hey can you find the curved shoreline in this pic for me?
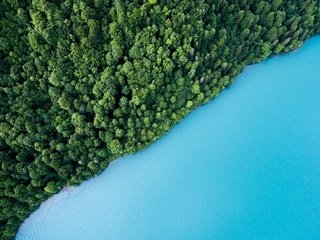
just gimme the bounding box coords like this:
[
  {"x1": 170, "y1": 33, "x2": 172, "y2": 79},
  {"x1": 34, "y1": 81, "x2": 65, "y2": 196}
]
[{"x1": 16, "y1": 35, "x2": 320, "y2": 240}]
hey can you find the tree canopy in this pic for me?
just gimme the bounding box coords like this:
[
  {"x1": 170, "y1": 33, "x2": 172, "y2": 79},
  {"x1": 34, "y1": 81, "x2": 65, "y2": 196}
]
[{"x1": 0, "y1": 0, "x2": 319, "y2": 239}]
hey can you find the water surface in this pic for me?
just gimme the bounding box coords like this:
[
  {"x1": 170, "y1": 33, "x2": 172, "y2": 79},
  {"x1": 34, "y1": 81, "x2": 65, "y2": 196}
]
[{"x1": 16, "y1": 36, "x2": 320, "y2": 240}]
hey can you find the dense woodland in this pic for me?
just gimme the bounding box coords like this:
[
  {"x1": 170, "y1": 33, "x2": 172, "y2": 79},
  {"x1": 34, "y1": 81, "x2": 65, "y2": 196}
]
[{"x1": 0, "y1": 0, "x2": 319, "y2": 239}]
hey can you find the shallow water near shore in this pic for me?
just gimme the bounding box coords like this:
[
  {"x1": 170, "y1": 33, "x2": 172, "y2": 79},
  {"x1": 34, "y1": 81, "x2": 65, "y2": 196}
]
[{"x1": 16, "y1": 36, "x2": 320, "y2": 240}]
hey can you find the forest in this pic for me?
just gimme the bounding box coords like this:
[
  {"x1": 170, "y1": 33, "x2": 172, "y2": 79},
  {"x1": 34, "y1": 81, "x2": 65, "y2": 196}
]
[{"x1": 0, "y1": 0, "x2": 319, "y2": 239}]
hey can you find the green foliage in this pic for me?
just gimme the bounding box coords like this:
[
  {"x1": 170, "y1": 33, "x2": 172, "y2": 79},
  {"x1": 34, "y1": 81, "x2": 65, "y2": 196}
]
[
  {"x1": 0, "y1": 0, "x2": 319, "y2": 239},
  {"x1": 148, "y1": 0, "x2": 157, "y2": 5}
]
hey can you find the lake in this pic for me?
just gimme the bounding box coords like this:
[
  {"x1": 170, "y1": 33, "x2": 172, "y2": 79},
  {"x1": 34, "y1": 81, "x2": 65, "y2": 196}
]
[{"x1": 16, "y1": 36, "x2": 320, "y2": 240}]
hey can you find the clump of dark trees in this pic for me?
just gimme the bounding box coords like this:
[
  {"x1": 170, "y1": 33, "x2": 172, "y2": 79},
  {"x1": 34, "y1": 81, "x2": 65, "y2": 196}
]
[{"x1": 0, "y1": 0, "x2": 319, "y2": 239}]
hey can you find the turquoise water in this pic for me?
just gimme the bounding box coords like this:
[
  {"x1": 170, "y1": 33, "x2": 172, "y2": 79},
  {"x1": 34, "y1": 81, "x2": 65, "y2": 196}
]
[{"x1": 16, "y1": 36, "x2": 320, "y2": 240}]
